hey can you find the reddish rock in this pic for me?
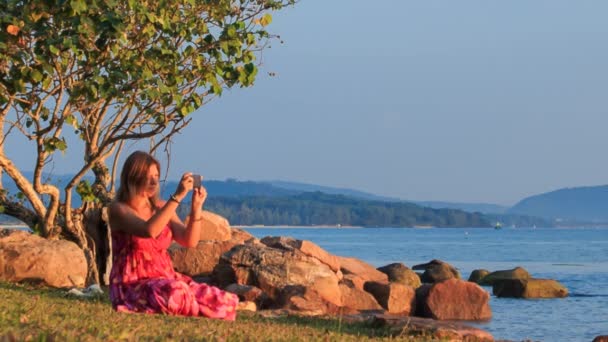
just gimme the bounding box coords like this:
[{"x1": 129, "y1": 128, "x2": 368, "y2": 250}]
[
  {"x1": 230, "y1": 227, "x2": 256, "y2": 244},
  {"x1": 337, "y1": 256, "x2": 388, "y2": 283},
  {"x1": 341, "y1": 273, "x2": 366, "y2": 290},
  {"x1": 184, "y1": 210, "x2": 231, "y2": 241},
  {"x1": 417, "y1": 279, "x2": 492, "y2": 320},
  {"x1": 339, "y1": 283, "x2": 382, "y2": 311},
  {"x1": 277, "y1": 285, "x2": 354, "y2": 316},
  {"x1": 593, "y1": 336, "x2": 608, "y2": 342},
  {"x1": 0, "y1": 229, "x2": 87, "y2": 288},
  {"x1": 370, "y1": 314, "x2": 494, "y2": 341},
  {"x1": 169, "y1": 240, "x2": 239, "y2": 276},
  {"x1": 364, "y1": 281, "x2": 416, "y2": 315},
  {"x1": 493, "y1": 278, "x2": 568, "y2": 298}
]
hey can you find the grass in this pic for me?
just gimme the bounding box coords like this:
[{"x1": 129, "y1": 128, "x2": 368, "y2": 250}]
[{"x1": 0, "y1": 282, "x2": 438, "y2": 341}]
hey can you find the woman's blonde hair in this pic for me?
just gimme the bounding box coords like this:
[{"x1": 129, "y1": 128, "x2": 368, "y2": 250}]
[{"x1": 116, "y1": 151, "x2": 161, "y2": 207}]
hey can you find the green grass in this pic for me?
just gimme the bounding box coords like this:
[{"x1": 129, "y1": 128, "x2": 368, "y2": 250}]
[{"x1": 0, "y1": 282, "x2": 437, "y2": 341}]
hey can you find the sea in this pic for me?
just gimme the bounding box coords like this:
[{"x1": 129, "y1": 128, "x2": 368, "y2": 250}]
[{"x1": 243, "y1": 227, "x2": 608, "y2": 342}]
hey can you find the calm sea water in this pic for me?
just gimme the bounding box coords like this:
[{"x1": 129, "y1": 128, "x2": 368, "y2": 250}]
[{"x1": 243, "y1": 227, "x2": 608, "y2": 342}]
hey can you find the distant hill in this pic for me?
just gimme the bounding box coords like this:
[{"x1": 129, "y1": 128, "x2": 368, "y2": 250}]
[
  {"x1": 198, "y1": 191, "x2": 491, "y2": 228},
  {"x1": 414, "y1": 201, "x2": 508, "y2": 214},
  {"x1": 265, "y1": 180, "x2": 401, "y2": 202},
  {"x1": 508, "y1": 185, "x2": 608, "y2": 222}
]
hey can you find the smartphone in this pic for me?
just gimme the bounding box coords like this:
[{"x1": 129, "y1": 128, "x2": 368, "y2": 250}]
[{"x1": 193, "y1": 174, "x2": 202, "y2": 189}]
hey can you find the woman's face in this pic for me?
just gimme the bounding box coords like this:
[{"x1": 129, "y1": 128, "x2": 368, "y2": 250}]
[{"x1": 142, "y1": 165, "x2": 160, "y2": 197}]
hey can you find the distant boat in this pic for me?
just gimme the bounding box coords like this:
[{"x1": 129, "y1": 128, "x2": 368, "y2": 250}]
[{"x1": 494, "y1": 222, "x2": 503, "y2": 230}]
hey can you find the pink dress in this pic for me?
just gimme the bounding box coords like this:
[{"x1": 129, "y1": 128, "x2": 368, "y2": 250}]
[{"x1": 109, "y1": 225, "x2": 238, "y2": 320}]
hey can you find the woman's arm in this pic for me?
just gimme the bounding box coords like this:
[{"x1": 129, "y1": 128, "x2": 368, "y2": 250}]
[{"x1": 170, "y1": 186, "x2": 207, "y2": 248}]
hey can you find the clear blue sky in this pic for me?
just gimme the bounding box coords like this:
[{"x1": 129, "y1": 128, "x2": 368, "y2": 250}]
[{"x1": 11, "y1": 1, "x2": 608, "y2": 205}]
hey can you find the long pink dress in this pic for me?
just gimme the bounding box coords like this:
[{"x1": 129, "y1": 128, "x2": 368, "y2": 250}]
[{"x1": 109, "y1": 225, "x2": 238, "y2": 320}]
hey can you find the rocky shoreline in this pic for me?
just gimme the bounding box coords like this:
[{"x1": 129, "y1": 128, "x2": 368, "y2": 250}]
[{"x1": 0, "y1": 211, "x2": 578, "y2": 341}]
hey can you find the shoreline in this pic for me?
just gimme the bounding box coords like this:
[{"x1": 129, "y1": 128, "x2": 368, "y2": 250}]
[{"x1": 234, "y1": 225, "x2": 363, "y2": 229}]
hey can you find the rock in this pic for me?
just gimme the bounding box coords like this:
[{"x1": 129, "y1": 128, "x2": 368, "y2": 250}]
[
  {"x1": 230, "y1": 227, "x2": 256, "y2": 244},
  {"x1": 339, "y1": 282, "x2": 383, "y2": 311},
  {"x1": 493, "y1": 278, "x2": 568, "y2": 298},
  {"x1": 412, "y1": 259, "x2": 460, "y2": 283},
  {"x1": 215, "y1": 244, "x2": 342, "y2": 309},
  {"x1": 236, "y1": 301, "x2": 257, "y2": 312},
  {"x1": 377, "y1": 263, "x2": 421, "y2": 288},
  {"x1": 185, "y1": 210, "x2": 231, "y2": 241},
  {"x1": 224, "y1": 283, "x2": 269, "y2": 308},
  {"x1": 0, "y1": 229, "x2": 87, "y2": 288},
  {"x1": 364, "y1": 281, "x2": 416, "y2": 315},
  {"x1": 169, "y1": 240, "x2": 239, "y2": 277},
  {"x1": 593, "y1": 336, "x2": 608, "y2": 342},
  {"x1": 370, "y1": 314, "x2": 494, "y2": 341},
  {"x1": 468, "y1": 269, "x2": 490, "y2": 284},
  {"x1": 416, "y1": 278, "x2": 492, "y2": 320},
  {"x1": 337, "y1": 256, "x2": 388, "y2": 283},
  {"x1": 260, "y1": 236, "x2": 341, "y2": 272},
  {"x1": 277, "y1": 285, "x2": 353, "y2": 316},
  {"x1": 479, "y1": 266, "x2": 530, "y2": 286},
  {"x1": 341, "y1": 273, "x2": 366, "y2": 291}
]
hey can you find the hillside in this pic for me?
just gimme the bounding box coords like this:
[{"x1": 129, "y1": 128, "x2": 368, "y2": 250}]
[
  {"x1": 415, "y1": 201, "x2": 508, "y2": 214},
  {"x1": 508, "y1": 185, "x2": 608, "y2": 222},
  {"x1": 196, "y1": 191, "x2": 491, "y2": 228}
]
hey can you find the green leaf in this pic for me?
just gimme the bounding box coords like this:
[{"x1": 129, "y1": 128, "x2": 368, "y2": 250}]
[
  {"x1": 49, "y1": 45, "x2": 60, "y2": 55},
  {"x1": 260, "y1": 13, "x2": 273, "y2": 27},
  {"x1": 71, "y1": 0, "x2": 88, "y2": 14},
  {"x1": 31, "y1": 70, "x2": 43, "y2": 83},
  {"x1": 76, "y1": 180, "x2": 98, "y2": 203}
]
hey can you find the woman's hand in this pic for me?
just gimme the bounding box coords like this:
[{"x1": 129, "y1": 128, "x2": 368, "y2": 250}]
[
  {"x1": 174, "y1": 172, "x2": 193, "y2": 202},
  {"x1": 191, "y1": 184, "x2": 207, "y2": 211}
]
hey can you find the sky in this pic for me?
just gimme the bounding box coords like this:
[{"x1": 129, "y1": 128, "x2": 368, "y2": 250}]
[{"x1": 7, "y1": 1, "x2": 608, "y2": 205}]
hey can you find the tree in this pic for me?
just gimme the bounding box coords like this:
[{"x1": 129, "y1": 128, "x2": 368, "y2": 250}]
[{"x1": 0, "y1": 0, "x2": 295, "y2": 285}]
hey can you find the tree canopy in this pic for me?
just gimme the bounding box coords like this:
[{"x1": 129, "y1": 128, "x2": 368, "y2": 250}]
[{"x1": 0, "y1": 0, "x2": 295, "y2": 283}]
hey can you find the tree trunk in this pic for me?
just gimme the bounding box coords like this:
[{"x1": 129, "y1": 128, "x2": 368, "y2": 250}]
[{"x1": 71, "y1": 205, "x2": 112, "y2": 286}]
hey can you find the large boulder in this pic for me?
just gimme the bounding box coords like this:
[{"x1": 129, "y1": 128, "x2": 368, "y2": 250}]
[
  {"x1": 169, "y1": 240, "x2": 240, "y2": 277},
  {"x1": 214, "y1": 243, "x2": 342, "y2": 309},
  {"x1": 0, "y1": 229, "x2": 87, "y2": 288},
  {"x1": 416, "y1": 279, "x2": 492, "y2": 320},
  {"x1": 363, "y1": 281, "x2": 416, "y2": 315},
  {"x1": 337, "y1": 256, "x2": 388, "y2": 283},
  {"x1": 261, "y1": 236, "x2": 341, "y2": 272},
  {"x1": 412, "y1": 259, "x2": 460, "y2": 283},
  {"x1": 185, "y1": 210, "x2": 231, "y2": 241},
  {"x1": 493, "y1": 278, "x2": 568, "y2": 298},
  {"x1": 479, "y1": 266, "x2": 530, "y2": 286},
  {"x1": 339, "y1": 282, "x2": 383, "y2": 311},
  {"x1": 468, "y1": 269, "x2": 490, "y2": 284},
  {"x1": 377, "y1": 263, "x2": 421, "y2": 288}
]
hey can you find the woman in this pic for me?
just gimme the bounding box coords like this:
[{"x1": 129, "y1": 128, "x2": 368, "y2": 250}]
[{"x1": 108, "y1": 151, "x2": 238, "y2": 320}]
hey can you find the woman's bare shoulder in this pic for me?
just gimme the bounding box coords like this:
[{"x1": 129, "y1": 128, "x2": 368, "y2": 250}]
[{"x1": 108, "y1": 201, "x2": 132, "y2": 218}]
